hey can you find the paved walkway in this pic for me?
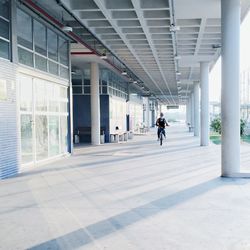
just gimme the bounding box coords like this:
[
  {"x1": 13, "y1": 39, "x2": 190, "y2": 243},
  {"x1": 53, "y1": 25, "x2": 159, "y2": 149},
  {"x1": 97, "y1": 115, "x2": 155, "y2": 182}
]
[{"x1": 1, "y1": 124, "x2": 250, "y2": 250}]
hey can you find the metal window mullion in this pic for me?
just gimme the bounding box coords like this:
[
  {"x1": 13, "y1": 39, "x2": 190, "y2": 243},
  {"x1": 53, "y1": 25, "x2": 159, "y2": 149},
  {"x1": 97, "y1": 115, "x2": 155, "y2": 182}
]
[
  {"x1": 46, "y1": 25, "x2": 49, "y2": 73},
  {"x1": 0, "y1": 36, "x2": 10, "y2": 42},
  {"x1": 32, "y1": 17, "x2": 35, "y2": 68},
  {"x1": 0, "y1": 15, "x2": 9, "y2": 22}
]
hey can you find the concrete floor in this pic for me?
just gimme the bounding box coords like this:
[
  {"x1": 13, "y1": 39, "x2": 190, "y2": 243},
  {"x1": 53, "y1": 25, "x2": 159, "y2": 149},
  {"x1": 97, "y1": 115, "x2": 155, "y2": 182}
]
[{"x1": 1, "y1": 124, "x2": 250, "y2": 250}]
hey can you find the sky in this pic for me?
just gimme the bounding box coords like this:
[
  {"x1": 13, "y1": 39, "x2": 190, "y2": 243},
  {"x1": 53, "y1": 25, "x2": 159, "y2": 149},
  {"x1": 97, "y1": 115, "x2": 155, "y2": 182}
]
[{"x1": 209, "y1": 11, "x2": 250, "y2": 102}]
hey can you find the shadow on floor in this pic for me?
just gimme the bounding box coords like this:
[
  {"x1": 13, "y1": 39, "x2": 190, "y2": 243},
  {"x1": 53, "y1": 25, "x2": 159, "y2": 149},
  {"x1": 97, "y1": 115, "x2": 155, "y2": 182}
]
[
  {"x1": 19, "y1": 143, "x2": 200, "y2": 179},
  {"x1": 28, "y1": 177, "x2": 228, "y2": 250}
]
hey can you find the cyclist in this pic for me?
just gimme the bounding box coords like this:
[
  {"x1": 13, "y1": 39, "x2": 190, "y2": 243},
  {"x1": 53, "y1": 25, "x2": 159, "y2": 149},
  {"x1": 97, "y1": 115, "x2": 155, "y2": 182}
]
[{"x1": 156, "y1": 112, "x2": 169, "y2": 141}]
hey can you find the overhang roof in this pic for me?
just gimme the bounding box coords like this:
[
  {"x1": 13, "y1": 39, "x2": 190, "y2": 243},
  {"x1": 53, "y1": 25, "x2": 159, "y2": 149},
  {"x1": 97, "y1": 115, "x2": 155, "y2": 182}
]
[{"x1": 30, "y1": 0, "x2": 250, "y2": 104}]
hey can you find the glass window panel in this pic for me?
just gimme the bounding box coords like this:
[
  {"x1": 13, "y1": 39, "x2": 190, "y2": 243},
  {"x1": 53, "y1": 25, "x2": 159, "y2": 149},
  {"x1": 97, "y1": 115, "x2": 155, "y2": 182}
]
[
  {"x1": 60, "y1": 116, "x2": 68, "y2": 154},
  {"x1": 0, "y1": 18, "x2": 9, "y2": 40},
  {"x1": 72, "y1": 78, "x2": 82, "y2": 86},
  {"x1": 60, "y1": 86, "x2": 67, "y2": 98},
  {"x1": 17, "y1": 9, "x2": 33, "y2": 49},
  {"x1": 84, "y1": 86, "x2": 90, "y2": 94},
  {"x1": 58, "y1": 37, "x2": 68, "y2": 66},
  {"x1": 34, "y1": 20, "x2": 47, "y2": 56},
  {"x1": 49, "y1": 116, "x2": 59, "y2": 156},
  {"x1": 73, "y1": 86, "x2": 82, "y2": 94},
  {"x1": 0, "y1": 39, "x2": 9, "y2": 59},
  {"x1": 60, "y1": 102, "x2": 68, "y2": 113},
  {"x1": 84, "y1": 79, "x2": 90, "y2": 86},
  {"x1": 48, "y1": 61, "x2": 58, "y2": 75},
  {"x1": 102, "y1": 86, "x2": 107, "y2": 94},
  {"x1": 35, "y1": 79, "x2": 47, "y2": 111},
  {"x1": 0, "y1": 0, "x2": 10, "y2": 19},
  {"x1": 19, "y1": 75, "x2": 32, "y2": 111},
  {"x1": 47, "y1": 83, "x2": 59, "y2": 112},
  {"x1": 48, "y1": 29, "x2": 58, "y2": 61},
  {"x1": 18, "y1": 47, "x2": 33, "y2": 67},
  {"x1": 20, "y1": 114, "x2": 33, "y2": 164},
  {"x1": 35, "y1": 54, "x2": 47, "y2": 72},
  {"x1": 60, "y1": 66, "x2": 68, "y2": 79},
  {"x1": 35, "y1": 115, "x2": 48, "y2": 161}
]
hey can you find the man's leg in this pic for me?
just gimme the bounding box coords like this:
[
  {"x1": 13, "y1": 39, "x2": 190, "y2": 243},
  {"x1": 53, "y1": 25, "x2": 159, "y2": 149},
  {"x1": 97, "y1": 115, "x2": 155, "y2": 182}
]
[
  {"x1": 163, "y1": 129, "x2": 166, "y2": 138},
  {"x1": 157, "y1": 128, "x2": 160, "y2": 140}
]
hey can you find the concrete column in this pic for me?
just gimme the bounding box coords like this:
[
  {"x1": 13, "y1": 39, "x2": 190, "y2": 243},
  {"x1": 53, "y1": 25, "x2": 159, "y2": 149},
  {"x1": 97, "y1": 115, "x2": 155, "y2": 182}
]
[
  {"x1": 186, "y1": 103, "x2": 188, "y2": 124},
  {"x1": 91, "y1": 62, "x2": 100, "y2": 145},
  {"x1": 221, "y1": 0, "x2": 241, "y2": 176},
  {"x1": 191, "y1": 93, "x2": 194, "y2": 128},
  {"x1": 193, "y1": 82, "x2": 200, "y2": 136},
  {"x1": 200, "y1": 62, "x2": 210, "y2": 146},
  {"x1": 146, "y1": 98, "x2": 150, "y2": 128},
  {"x1": 186, "y1": 98, "x2": 191, "y2": 126}
]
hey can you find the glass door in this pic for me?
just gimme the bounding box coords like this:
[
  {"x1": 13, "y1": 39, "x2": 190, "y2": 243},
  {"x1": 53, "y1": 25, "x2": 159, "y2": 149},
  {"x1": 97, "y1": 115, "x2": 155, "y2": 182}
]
[
  {"x1": 19, "y1": 74, "x2": 69, "y2": 168},
  {"x1": 19, "y1": 75, "x2": 34, "y2": 165}
]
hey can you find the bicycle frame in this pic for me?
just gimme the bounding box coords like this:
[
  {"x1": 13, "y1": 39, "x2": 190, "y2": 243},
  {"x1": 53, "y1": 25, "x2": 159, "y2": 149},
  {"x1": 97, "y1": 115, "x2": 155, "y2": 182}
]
[{"x1": 159, "y1": 127, "x2": 165, "y2": 146}]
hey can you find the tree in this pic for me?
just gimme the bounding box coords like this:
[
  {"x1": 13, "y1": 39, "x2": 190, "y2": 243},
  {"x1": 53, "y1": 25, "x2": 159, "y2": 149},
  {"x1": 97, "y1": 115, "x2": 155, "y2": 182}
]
[
  {"x1": 240, "y1": 119, "x2": 246, "y2": 136},
  {"x1": 210, "y1": 117, "x2": 221, "y2": 134},
  {"x1": 210, "y1": 117, "x2": 246, "y2": 136}
]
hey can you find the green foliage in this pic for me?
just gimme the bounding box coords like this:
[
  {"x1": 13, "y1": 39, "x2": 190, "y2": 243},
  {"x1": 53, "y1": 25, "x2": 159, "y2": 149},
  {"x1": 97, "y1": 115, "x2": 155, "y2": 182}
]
[
  {"x1": 210, "y1": 117, "x2": 247, "y2": 136},
  {"x1": 240, "y1": 119, "x2": 246, "y2": 136},
  {"x1": 210, "y1": 117, "x2": 222, "y2": 134}
]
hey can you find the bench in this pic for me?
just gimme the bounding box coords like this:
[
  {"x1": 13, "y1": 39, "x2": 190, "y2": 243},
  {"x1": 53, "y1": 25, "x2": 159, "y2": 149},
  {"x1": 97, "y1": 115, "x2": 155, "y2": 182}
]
[
  {"x1": 110, "y1": 131, "x2": 130, "y2": 143},
  {"x1": 74, "y1": 126, "x2": 106, "y2": 143}
]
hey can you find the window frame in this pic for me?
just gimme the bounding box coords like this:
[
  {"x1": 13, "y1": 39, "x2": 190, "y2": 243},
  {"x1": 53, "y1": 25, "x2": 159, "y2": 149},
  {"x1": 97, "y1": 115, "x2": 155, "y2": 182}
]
[
  {"x1": 0, "y1": 0, "x2": 11, "y2": 60},
  {"x1": 16, "y1": 6, "x2": 70, "y2": 79}
]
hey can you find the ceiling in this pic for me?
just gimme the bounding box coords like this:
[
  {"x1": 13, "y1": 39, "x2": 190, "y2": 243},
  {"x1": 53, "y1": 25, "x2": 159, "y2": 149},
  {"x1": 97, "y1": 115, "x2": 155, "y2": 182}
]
[{"x1": 32, "y1": 0, "x2": 250, "y2": 104}]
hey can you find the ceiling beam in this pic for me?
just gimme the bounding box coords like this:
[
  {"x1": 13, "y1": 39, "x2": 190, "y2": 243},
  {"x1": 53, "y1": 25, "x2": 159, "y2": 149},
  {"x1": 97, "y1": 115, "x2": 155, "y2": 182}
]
[
  {"x1": 90, "y1": 0, "x2": 171, "y2": 104},
  {"x1": 130, "y1": 0, "x2": 176, "y2": 105}
]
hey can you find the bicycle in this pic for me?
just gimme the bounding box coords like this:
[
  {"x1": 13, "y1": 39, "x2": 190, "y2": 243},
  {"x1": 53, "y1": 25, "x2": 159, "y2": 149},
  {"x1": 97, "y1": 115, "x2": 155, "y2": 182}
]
[{"x1": 159, "y1": 127, "x2": 165, "y2": 146}]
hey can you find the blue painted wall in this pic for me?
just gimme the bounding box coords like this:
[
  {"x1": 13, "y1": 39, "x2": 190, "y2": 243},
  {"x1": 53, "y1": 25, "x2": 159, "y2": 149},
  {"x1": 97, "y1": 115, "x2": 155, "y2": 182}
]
[{"x1": 73, "y1": 95, "x2": 110, "y2": 143}]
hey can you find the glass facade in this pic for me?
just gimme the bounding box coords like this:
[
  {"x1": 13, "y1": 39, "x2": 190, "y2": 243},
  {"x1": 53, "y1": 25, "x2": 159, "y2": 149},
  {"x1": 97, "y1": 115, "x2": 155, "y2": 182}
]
[
  {"x1": 0, "y1": 0, "x2": 10, "y2": 60},
  {"x1": 19, "y1": 74, "x2": 69, "y2": 165},
  {"x1": 17, "y1": 8, "x2": 69, "y2": 79},
  {"x1": 72, "y1": 68, "x2": 128, "y2": 99}
]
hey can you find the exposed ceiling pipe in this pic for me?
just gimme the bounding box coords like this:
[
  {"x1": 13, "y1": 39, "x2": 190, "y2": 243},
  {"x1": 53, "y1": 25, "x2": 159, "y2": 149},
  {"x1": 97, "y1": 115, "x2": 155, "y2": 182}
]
[
  {"x1": 55, "y1": 0, "x2": 150, "y2": 96},
  {"x1": 20, "y1": 0, "x2": 149, "y2": 96},
  {"x1": 169, "y1": 0, "x2": 182, "y2": 103}
]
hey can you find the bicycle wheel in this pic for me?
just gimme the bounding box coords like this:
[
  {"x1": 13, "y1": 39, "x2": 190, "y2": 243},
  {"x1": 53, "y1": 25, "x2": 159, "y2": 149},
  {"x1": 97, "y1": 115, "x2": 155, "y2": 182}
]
[{"x1": 160, "y1": 132, "x2": 163, "y2": 146}]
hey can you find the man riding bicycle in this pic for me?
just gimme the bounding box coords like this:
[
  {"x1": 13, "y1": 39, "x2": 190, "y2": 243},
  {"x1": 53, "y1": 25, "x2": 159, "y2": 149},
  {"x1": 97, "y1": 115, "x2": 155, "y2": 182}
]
[{"x1": 156, "y1": 112, "x2": 169, "y2": 140}]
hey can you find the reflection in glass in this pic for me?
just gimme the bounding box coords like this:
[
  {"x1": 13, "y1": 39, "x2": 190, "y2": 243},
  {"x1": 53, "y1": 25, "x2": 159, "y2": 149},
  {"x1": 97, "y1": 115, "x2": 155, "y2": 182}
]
[
  {"x1": 0, "y1": 18, "x2": 9, "y2": 40},
  {"x1": 48, "y1": 83, "x2": 59, "y2": 112},
  {"x1": 35, "y1": 115, "x2": 48, "y2": 161},
  {"x1": 0, "y1": 0, "x2": 10, "y2": 19},
  {"x1": 60, "y1": 116, "x2": 68, "y2": 154},
  {"x1": 34, "y1": 20, "x2": 47, "y2": 56},
  {"x1": 59, "y1": 37, "x2": 68, "y2": 66},
  {"x1": 35, "y1": 54, "x2": 47, "y2": 72},
  {"x1": 60, "y1": 66, "x2": 69, "y2": 79},
  {"x1": 49, "y1": 116, "x2": 59, "y2": 156},
  {"x1": 60, "y1": 101, "x2": 68, "y2": 113},
  {"x1": 0, "y1": 39, "x2": 9, "y2": 59},
  {"x1": 48, "y1": 61, "x2": 58, "y2": 75},
  {"x1": 35, "y1": 80, "x2": 47, "y2": 111},
  {"x1": 17, "y1": 9, "x2": 33, "y2": 49},
  {"x1": 48, "y1": 29, "x2": 58, "y2": 61},
  {"x1": 60, "y1": 86, "x2": 67, "y2": 98},
  {"x1": 20, "y1": 114, "x2": 33, "y2": 164},
  {"x1": 20, "y1": 76, "x2": 32, "y2": 111},
  {"x1": 18, "y1": 47, "x2": 33, "y2": 67}
]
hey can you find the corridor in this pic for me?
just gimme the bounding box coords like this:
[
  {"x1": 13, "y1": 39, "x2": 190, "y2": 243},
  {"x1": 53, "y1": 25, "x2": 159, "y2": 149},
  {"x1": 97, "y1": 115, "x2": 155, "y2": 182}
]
[{"x1": 1, "y1": 124, "x2": 250, "y2": 250}]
